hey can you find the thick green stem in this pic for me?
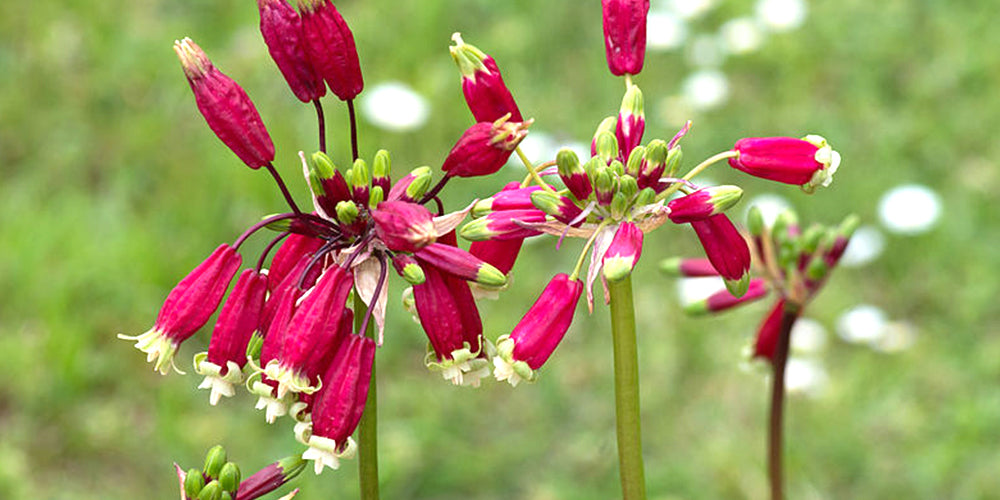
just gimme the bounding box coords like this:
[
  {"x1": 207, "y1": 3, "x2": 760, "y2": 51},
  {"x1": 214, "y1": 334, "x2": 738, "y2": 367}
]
[
  {"x1": 354, "y1": 294, "x2": 380, "y2": 500},
  {"x1": 768, "y1": 308, "x2": 799, "y2": 500},
  {"x1": 607, "y1": 276, "x2": 647, "y2": 500}
]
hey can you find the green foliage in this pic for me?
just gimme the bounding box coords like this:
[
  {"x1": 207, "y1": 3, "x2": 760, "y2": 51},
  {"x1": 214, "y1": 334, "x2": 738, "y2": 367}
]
[{"x1": 2, "y1": 0, "x2": 999, "y2": 498}]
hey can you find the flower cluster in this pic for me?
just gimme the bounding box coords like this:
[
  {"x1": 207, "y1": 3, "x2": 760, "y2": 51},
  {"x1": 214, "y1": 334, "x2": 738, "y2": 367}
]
[{"x1": 177, "y1": 445, "x2": 306, "y2": 500}]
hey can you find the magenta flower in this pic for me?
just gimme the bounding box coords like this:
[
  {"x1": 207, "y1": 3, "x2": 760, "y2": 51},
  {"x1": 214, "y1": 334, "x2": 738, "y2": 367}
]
[
  {"x1": 194, "y1": 268, "x2": 268, "y2": 405},
  {"x1": 236, "y1": 455, "x2": 307, "y2": 500},
  {"x1": 689, "y1": 214, "x2": 751, "y2": 295},
  {"x1": 684, "y1": 278, "x2": 768, "y2": 315},
  {"x1": 256, "y1": 0, "x2": 325, "y2": 103},
  {"x1": 414, "y1": 243, "x2": 506, "y2": 287},
  {"x1": 659, "y1": 257, "x2": 722, "y2": 277},
  {"x1": 371, "y1": 201, "x2": 437, "y2": 253},
  {"x1": 119, "y1": 244, "x2": 242, "y2": 374},
  {"x1": 667, "y1": 185, "x2": 744, "y2": 224},
  {"x1": 494, "y1": 274, "x2": 584, "y2": 386},
  {"x1": 297, "y1": 0, "x2": 363, "y2": 101},
  {"x1": 266, "y1": 233, "x2": 324, "y2": 292},
  {"x1": 602, "y1": 221, "x2": 644, "y2": 282},
  {"x1": 174, "y1": 38, "x2": 275, "y2": 169},
  {"x1": 301, "y1": 333, "x2": 376, "y2": 473},
  {"x1": 752, "y1": 299, "x2": 789, "y2": 362},
  {"x1": 601, "y1": 0, "x2": 650, "y2": 76},
  {"x1": 556, "y1": 149, "x2": 593, "y2": 201},
  {"x1": 459, "y1": 209, "x2": 547, "y2": 241},
  {"x1": 441, "y1": 116, "x2": 531, "y2": 178},
  {"x1": 729, "y1": 135, "x2": 841, "y2": 193},
  {"x1": 449, "y1": 33, "x2": 523, "y2": 123},
  {"x1": 615, "y1": 84, "x2": 645, "y2": 157}
]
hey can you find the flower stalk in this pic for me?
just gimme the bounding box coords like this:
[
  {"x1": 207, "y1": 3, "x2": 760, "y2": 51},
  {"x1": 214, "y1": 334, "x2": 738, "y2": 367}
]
[
  {"x1": 354, "y1": 294, "x2": 380, "y2": 500},
  {"x1": 768, "y1": 306, "x2": 800, "y2": 500},
  {"x1": 608, "y1": 275, "x2": 646, "y2": 500}
]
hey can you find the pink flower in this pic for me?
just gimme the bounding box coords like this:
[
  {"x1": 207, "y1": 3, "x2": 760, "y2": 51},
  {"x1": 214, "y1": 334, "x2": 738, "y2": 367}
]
[
  {"x1": 667, "y1": 185, "x2": 743, "y2": 224},
  {"x1": 494, "y1": 274, "x2": 584, "y2": 386},
  {"x1": 449, "y1": 33, "x2": 523, "y2": 123},
  {"x1": 302, "y1": 333, "x2": 375, "y2": 473},
  {"x1": 690, "y1": 214, "x2": 751, "y2": 296},
  {"x1": 441, "y1": 116, "x2": 531, "y2": 178},
  {"x1": 174, "y1": 38, "x2": 274, "y2": 169},
  {"x1": 298, "y1": 0, "x2": 364, "y2": 101},
  {"x1": 659, "y1": 257, "x2": 720, "y2": 277},
  {"x1": 119, "y1": 244, "x2": 242, "y2": 374},
  {"x1": 729, "y1": 135, "x2": 840, "y2": 193},
  {"x1": 195, "y1": 268, "x2": 269, "y2": 405},
  {"x1": 414, "y1": 243, "x2": 506, "y2": 287},
  {"x1": 235, "y1": 455, "x2": 307, "y2": 500},
  {"x1": 602, "y1": 222, "x2": 644, "y2": 282},
  {"x1": 371, "y1": 201, "x2": 437, "y2": 253},
  {"x1": 472, "y1": 185, "x2": 542, "y2": 216},
  {"x1": 257, "y1": 0, "x2": 325, "y2": 102},
  {"x1": 684, "y1": 278, "x2": 768, "y2": 315},
  {"x1": 459, "y1": 209, "x2": 547, "y2": 241},
  {"x1": 615, "y1": 84, "x2": 645, "y2": 156},
  {"x1": 602, "y1": 0, "x2": 650, "y2": 76}
]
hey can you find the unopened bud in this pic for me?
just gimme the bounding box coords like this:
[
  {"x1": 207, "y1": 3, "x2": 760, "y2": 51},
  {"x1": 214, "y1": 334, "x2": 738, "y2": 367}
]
[
  {"x1": 203, "y1": 446, "x2": 227, "y2": 479},
  {"x1": 619, "y1": 175, "x2": 638, "y2": 200},
  {"x1": 595, "y1": 131, "x2": 619, "y2": 164},
  {"x1": 625, "y1": 145, "x2": 645, "y2": 177},
  {"x1": 664, "y1": 147, "x2": 682, "y2": 178},
  {"x1": 594, "y1": 168, "x2": 615, "y2": 206},
  {"x1": 336, "y1": 200, "x2": 359, "y2": 225},
  {"x1": 219, "y1": 463, "x2": 241, "y2": 494},
  {"x1": 747, "y1": 205, "x2": 765, "y2": 237},
  {"x1": 369, "y1": 186, "x2": 384, "y2": 209},
  {"x1": 198, "y1": 480, "x2": 222, "y2": 500},
  {"x1": 372, "y1": 149, "x2": 391, "y2": 193},
  {"x1": 391, "y1": 254, "x2": 426, "y2": 285},
  {"x1": 610, "y1": 191, "x2": 628, "y2": 219},
  {"x1": 616, "y1": 84, "x2": 645, "y2": 155},
  {"x1": 591, "y1": 116, "x2": 617, "y2": 157},
  {"x1": 557, "y1": 148, "x2": 592, "y2": 200},
  {"x1": 185, "y1": 468, "x2": 205, "y2": 499},
  {"x1": 609, "y1": 159, "x2": 625, "y2": 177},
  {"x1": 633, "y1": 187, "x2": 656, "y2": 207},
  {"x1": 351, "y1": 158, "x2": 370, "y2": 204}
]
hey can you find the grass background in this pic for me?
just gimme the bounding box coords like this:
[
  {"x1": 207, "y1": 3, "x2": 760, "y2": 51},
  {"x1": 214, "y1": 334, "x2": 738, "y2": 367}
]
[{"x1": 2, "y1": 0, "x2": 999, "y2": 498}]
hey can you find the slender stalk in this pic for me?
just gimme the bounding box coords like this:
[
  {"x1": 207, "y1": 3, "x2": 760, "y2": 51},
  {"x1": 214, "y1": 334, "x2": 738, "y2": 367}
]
[
  {"x1": 265, "y1": 163, "x2": 302, "y2": 215},
  {"x1": 313, "y1": 98, "x2": 327, "y2": 153},
  {"x1": 515, "y1": 146, "x2": 556, "y2": 193},
  {"x1": 607, "y1": 276, "x2": 647, "y2": 500},
  {"x1": 347, "y1": 99, "x2": 360, "y2": 161},
  {"x1": 655, "y1": 150, "x2": 739, "y2": 202},
  {"x1": 355, "y1": 293, "x2": 380, "y2": 500},
  {"x1": 768, "y1": 308, "x2": 799, "y2": 500}
]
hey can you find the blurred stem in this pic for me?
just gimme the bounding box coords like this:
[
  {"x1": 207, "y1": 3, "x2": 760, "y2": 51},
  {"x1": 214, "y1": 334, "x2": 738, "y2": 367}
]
[
  {"x1": 768, "y1": 307, "x2": 799, "y2": 500},
  {"x1": 355, "y1": 294, "x2": 380, "y2": 500},
  {"x1": 607, "y1": 276, "x2": 647, "y2": 500}
]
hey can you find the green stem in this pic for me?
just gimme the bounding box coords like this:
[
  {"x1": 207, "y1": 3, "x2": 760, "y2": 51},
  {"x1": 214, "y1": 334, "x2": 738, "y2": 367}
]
[
  {"x1": 607, "y1": 276, "x2": 647, "y2": 500},
  {"x1": 355, "y1": 294, "x2": 380, "y2": 500},
  {"x1": 515, "y1": 146, "x2": 556, "y2": 193},
  {"x1": 655, "y1": 150, "x2": 739, "y2": 202}
]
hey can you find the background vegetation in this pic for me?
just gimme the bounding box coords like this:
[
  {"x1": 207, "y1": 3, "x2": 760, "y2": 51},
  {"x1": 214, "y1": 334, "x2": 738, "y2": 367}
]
[{"x1": 1, "y1": 0, "x2": 998, "y2": 498}]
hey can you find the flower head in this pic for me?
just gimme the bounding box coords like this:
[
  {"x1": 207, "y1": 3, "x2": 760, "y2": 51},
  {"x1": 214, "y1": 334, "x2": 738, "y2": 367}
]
[
  {"x1": 729, "y1": 135, "x2": 841, "y2": 193},
  {"x1": 441, "y1": 116, "x2": 531, "y2": 178},
  {"x1": 601, "y1": 0, "x2": 650, "y2": 76},
  {"x1": 449, "y1": 33, "x2": 523, "y2": 123},
  {"x1": 257, "y1": 0, "x2": 326, "y2": 102}
]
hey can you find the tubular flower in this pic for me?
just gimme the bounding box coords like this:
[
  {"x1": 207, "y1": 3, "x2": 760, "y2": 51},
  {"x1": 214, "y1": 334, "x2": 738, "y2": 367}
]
[
  {"x1": 601, "y1": 0, "x2": 650, "y2": 76},
  {"x1": 119, "y1": 244, "x2": 242, "y2": 374},
  {"x1": 460, "y1": 209, "x2": 547, "y2": 241},
  {"x1": 602, "y1": 221, "x2": 644, "y2": 282},
  {"x1": 441, "y1": 115, "x2": 531, "y2": 178},
  {"x1": 449, "y1": 33, "x2": 523, "y2": 122},
  {"x1": 666, "y1": 185, "x2": 744, "y2": 224},
  {"x1": 690, "y1": 214, "x2": 752, "y2": 296},
  {"x1": 615, "y1": 84, "x2": 645, "y2": 157},
  {"x1": 494, "y1": 274, "x2": 584, "y2": 386},
  {"x1": 371, "y1": 201, "x2": 437, "y2": 253},
  {"x1": 194, "y1": 268, "x2": 269, "y2": 405},
  {"x1": 729, "y1": 135, "x2": 841, "y2": 193},
  {"x1": 684, "y1": 278, "x2": 768, "y2": 315},
  {"x1": 174, "y1": 38, "x2": 275, "y2": 169},
  {"x1": 301, "y1": 333, "x2": 376, "y2": 473},
  {"x1": 257, "y1": 0, "x2": 326, "y2": 102},
  {"x1": 236, "y1": 455, "x2": 307, "y2": 500},
  {"x1": 297, "y1": 0, "x2": 363, "y2": 100}
]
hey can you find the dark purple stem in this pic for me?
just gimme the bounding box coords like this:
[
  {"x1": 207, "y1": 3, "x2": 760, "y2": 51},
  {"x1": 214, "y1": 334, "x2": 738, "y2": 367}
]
[
  {"x1": 356, "y1": 253, "x2": 389, "y2": 339},
  {"x1": 313, "y1": 98, "x2": 327, "y2": 154},
  {"x1": 265, "y1": 163, "x2": 302, "y2": 215},
  {"x1": 233, "y1": 213, "x2": 298, "y2": 250},
  {"x1": 419, "y1": 176, "x2": 451, "y2": 206},
  {"x1": 347, "y1": 99, "x2": 359, "y2": 162},
  {"x1": 297, "y1": 237, "x2": 343, "y2": 290},
  {"x1": 256, "y1": 232, "x2": 290, "y2": 272},
  {"x1": 768, "y1": 309, "x2": 799, "y2": 500}
]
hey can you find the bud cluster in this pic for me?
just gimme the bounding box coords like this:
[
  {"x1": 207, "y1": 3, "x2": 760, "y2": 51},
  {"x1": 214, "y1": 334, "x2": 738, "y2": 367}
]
[{"x1": 178, "y1": 445, "x2": 306, "y2": 500}]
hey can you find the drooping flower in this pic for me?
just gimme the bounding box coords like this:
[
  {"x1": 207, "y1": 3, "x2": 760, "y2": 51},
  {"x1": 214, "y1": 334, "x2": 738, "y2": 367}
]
[
  {"x1": 689, "y1": 214, "x2": 751, "y2": 296},
  {"x1": 257, "y1": 0, "x2": 326, "y2": 102},
  {"x1": 602, "y1": 222, "x2": 644, "y2": 282},
  {"x1": 174, "y1": 38, "x2": 275, "y2": 169},
  {"x1": 494, "y1": 274, "x2": 584, "y2": 386},
  {"x1": 297, "y1": 0, "x2": 364, "y2": 101},
  {"x1": 667, "y1": 185, "x2": 744, "y2": 224},
  {"x1": 449, "y1": 33, "x2": 523, "y2": 123},
  {"x1": 683, "y1": 278, "x2": 768, "y2": 315},
  {"x1": 601, "y1": 0, "x2": 650, "y2": 76},
  {"x1": 119, "y1": 244, "x2": 242, "y2": 374},
  {"x1": 729, "y1": 135, "x2": 841, "y2": 193},
  {"x1": 371, "y1": 201, "x2": 437, "y2": 253},
  {"x1": 441, "y1": 116, "x2": 531, "y2": 178}
]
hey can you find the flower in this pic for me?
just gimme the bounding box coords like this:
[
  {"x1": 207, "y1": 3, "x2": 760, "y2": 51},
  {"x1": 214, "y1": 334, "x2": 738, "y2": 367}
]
[
  {"x1": 601, "y1": 0, "x2": 650, "y2": 76},
  {"x1": 441, "y1": 115, "x2": 531, "y2": 178},
  {"x1": 257, "y1": 0, "x2": 326, "y2": 102},
  {"x1": 494, "y1": 274, "x2": 584, "y2": 386},
  {"x1": 602, "y1": 221, "x2": 644, "y2": 282},
  {"x1": 174, "y1": 38, "x2": 275, "y2": 169},
  {"x1": 729, "y1": 135, "x2": 841, "y2": 193},
  {"x1": 297, "y1": 0, "x2": 364, "y2": 100},
  {"x1": 689, "y1": 214, "x2": 751, "y2": 296},
  {"x1": 119, "y1": 244, "x2": 242, "y2": 374},
  {"x1": 666, "y1": 185, "x2": 743, "y2": 224},
  {"x1": 371, "y1": 201, "x2": 437, "y2": 253},
  {"x1": 449, "y1": 33, "x2": 523, "y2": 123}
]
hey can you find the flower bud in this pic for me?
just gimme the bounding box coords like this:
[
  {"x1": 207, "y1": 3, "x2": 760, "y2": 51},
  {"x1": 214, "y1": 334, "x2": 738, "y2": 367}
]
[
  {"x1": 633, "y1": 186, "x2": 656, "y2": 207},
  {"x1": 595, "y1": 131, "x2": 619, "y2": 164},
  {"x1": 459, "y1": 209, "x2": 546, "y2": 241},
  {"x1": 371, "y1": 149, "x2": 391, "y2": 193},
  {"x1": 556, "y1": 148, "x2": 593, "y2": 200},
  {"x1": 494, "y1": 274, "x2": 584, "y2": 386},
  {"x1": 199, "y1": 480, "x2": 223, "y2": 500},
  {"x1": 472, "y1": 185, "x2": 542, "y2": 217},
  {"x1": 602, "y1": 0, "x2": 650, "y2": 76},
  {"x1": 690, "y1": 215, "x2": 751, "y2": 296},
  {"x1": 659, "y1": 257, "x2": 720, "y2": 277},
  {"x1": 298, "y1": 0, "x2": 363, "y2": 100},
  {"x1": 203, "y1": 445, "x2": 227, "y2": 479},
  {"x1": 236, "y1": 455, "x2": 307, "y2": 500},
  {"x1": 302, "y1": 334, "x2": 375, "y2": 473},
  {"x1": 667, "y1": 185, "x2": 743, "y2": 223},
  {"x1": 610, "y1": 191, "x2": 629, "y2": 219},
  {"x1": 257, "y1": 0, "x2": 325, "y2": 102},
  {"x1": 603, "y1": 222, "x2": 644, "y2": 282},
  {"x1": 219, "y1": 462, "x2": 241, "y2": 495},
  {"x1": 414, "y1": 243, "x2": 507, "y2": 288},
  {"x1": 638, "y1": 139, "x2": 667, "y2": 189},
  {"x1": 591, "y1": 116, "x2": 617, "y2": 157},
  {"x1": 684, "y1": 278, "x2": 768, "y2": 315},
  {"x1": 304, "y1": 152, "x2": 351, "y2": 218},
  {"x1": 390, "y1": 254, "x2": 426, "y2": 285},
  {"x1": 387, "y1": 166, "x2": 432, "y2": 202},
  {"x1": 372, "y1": 201, "x2": 437, "y2": 253},
  {"x1": 449, "y1": 33, "x2": 523, "y2": 122},
  {"x1": 753, "y1": 300, "x2": 795, "y2": 362},
  {"x1": 664, "y1": 146, "x2": 683, "y2": 179},
  {"x1": 350, "y1": 158, "x2": 370, "y2": 205},
  {"x1": 174, "y1": 38, "x2": 274, "y2": 169},
  {"x1": 530, "y1": 190, "x2": 584, "y2": 225},
  {"x1": 195, "y1": 269, "x2": 268, "y2": 405},
  {"x1": 624, "y1": 145, "x2": 645, "y2": 178},
  {"x1": 184, "y1": 468, "x2": 205, "y2": 499},
  {"x1": 119, "y1": 244, "x2": 242, "y2": 374},
  {"x1": 729, "y1": 135, "x2": 841, "y2": 193},
  {"x1": 594, "y1": 168, "x2": 615, "y2": 206},
  {"x1": 616, "y1": 84, "x2": 645, "y2": 155},
  {"x1": 746, "y1": 205, "x2": 765, "y2": 237},
  {"x1": 335, "y1": 200, "x2": 359, "y2": 226},
  {"x1": 442, "y1": 116, "x2": 531, "y2": 178}
]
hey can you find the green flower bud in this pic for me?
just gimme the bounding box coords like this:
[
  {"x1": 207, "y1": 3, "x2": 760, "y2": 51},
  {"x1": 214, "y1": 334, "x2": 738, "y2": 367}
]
[
  {"x1": 633, "y1": 187, "x2": 656, "y2": 207},
  {"x1": 584, "y1": 156, "x2": 606, "y2": 184},
  {"x1": 610, "y1": 191, "x2": 628, "y2": 219},
  {"x1": 369, "y1": 185, "x2": 384, "y2": 209},
  {"x1": 746, "y1": 205, "x2": 765, "y2": 237},
  {"x1": 336, "y1": 201, "x2": 359, "y2": 225},
  {"x1": 198, "y1": 480, "x2": 222, "y2": 500},
  {"x1": 801, "y1": 224, "x2": 825, "y2": 254},
  {"x1": 806, "y1": 257, "x2": 829, "y2": 281},
  {"x1": 609, "y1": 159, "x2": 625, "y2": 177},
  {"x1": 184, "y1": 469, "x2": 205, "y2": 499},
  {"x1": 218, "y1": 462, "x2": 241, "y2": 494},
  {"x1": 373, "y1": 149, "x2": 391, "y2": 182},
  {"x1": 664, "y1": 146, "x2": 682, "y2": 178},
  {"x1": 625, "y1": 145, "x2": 646, "y2": 177},
  {"x1": 245, "y1": 331, "x2": 263, "y2": 360},
  {"x1": 595, "y1": 131, "x2": 619, "y2": 164},
  {"x1": 619, "y1": 175, "x2": 638, "y2": 200},
  {"x1": 645, "y1": 139, "x2": 668, "y2": 165},
  {"x1": 203, "y1": 446, "x2": 227, "y2": 479},
  {"x1": 405, "y1": 166, "x2": 433, "y2": 201},
  {"x1": 839, "y1": 214, "x2": 861, "y2": 238},
  {"x1": 351, "y1": 158, "x2": 370, "y2": 189}
]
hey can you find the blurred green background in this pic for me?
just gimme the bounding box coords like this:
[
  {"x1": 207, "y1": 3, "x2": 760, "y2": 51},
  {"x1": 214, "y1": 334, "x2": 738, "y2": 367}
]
[{"x1": 2, "y1": 0, "x2": 998, "y2": 498}]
